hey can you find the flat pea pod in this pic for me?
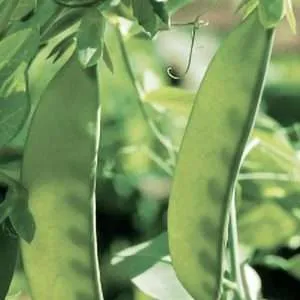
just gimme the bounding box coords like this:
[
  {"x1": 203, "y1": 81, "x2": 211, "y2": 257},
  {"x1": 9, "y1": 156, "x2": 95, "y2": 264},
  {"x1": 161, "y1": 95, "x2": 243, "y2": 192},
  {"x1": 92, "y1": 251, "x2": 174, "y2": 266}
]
[
  {"x1": 168, "y1": 11, "x2": 274, "y2": 300},
  {"x1": 20, "y1": 51, "x2": 103, "y2": 300},
  {"x1": 0, "y1": 226, "x2": 18, "y2": 300}
]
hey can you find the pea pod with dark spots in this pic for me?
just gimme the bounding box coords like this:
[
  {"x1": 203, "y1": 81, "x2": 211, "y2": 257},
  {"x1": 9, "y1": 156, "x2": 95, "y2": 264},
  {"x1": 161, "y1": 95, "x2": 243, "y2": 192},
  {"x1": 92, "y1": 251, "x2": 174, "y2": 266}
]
[
  {"x1": 168, "y1": 10, "x2": 275, "y2": 300},
  {"x1": 20, "y1": 49, "x2": 104, "y2": 300}
]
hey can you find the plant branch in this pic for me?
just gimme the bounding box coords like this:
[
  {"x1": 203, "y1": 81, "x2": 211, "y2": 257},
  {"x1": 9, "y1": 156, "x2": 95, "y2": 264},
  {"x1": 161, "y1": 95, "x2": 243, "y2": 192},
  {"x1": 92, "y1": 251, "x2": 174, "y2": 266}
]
[
  {"x1": 114, "y1": 24, "x2": 177, "y2": 167},
  {"x1": 228, "y1": 192, "x2": 248, "y2": 300}
]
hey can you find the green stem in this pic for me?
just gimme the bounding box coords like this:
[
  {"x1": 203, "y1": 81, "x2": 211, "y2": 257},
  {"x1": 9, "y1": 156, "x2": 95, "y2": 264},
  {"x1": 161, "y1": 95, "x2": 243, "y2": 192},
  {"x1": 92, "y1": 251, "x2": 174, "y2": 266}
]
[
  {"x1": 115, "y1": 24, "x2": 177, "y2": 168},
  {"x1": 228, "y1": 192, "x2": 247, "y2": 300},
  {"x1": 0, "y1": 0, "x2": 19, "y2": 37},
  {"x1": 239, "y1": 171, "x2": 300, "y2": 182}
]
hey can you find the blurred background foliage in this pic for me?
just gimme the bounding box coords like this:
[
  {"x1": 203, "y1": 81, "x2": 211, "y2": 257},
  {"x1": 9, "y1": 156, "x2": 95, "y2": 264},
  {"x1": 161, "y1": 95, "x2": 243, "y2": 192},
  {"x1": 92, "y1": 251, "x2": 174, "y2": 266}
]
[{"x1": 1, "y1": 0, "x2": 300, "y2": 299}]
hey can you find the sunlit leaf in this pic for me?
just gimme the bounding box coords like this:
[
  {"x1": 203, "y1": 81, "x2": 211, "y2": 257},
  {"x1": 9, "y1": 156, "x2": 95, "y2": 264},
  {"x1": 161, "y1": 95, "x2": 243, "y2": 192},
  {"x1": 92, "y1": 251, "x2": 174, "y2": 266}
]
[
  {"x1": 0, "y1": 27, "x2": 39, "y2": 72},
  {"x1": 238, "y1": 202, "x2": 298, "y2": 248},
  {"x1": 11, "y1": 0, "x2": 36, "y2": 20},
  {"x1": 0, "y1": 64, "x2": 30, "y2": 147},
  {"x1": 150, "y1": 0, "x2": 170, "y2": 26},
  {"x1": 77, "y1": 8, "x2": 106, "y2": 68},
  {"x1": 286, "y1": 254, "x2": 300, "y2": 280},
  {"x1": 111, "y1": 233, "x2": 193, "y2": 300},
  {"x1": 132, "y1": 0, "x2": 158, "y2": 37},
  {"x1": 144, "y1": 87, "x2": 194, "y2": 117}
]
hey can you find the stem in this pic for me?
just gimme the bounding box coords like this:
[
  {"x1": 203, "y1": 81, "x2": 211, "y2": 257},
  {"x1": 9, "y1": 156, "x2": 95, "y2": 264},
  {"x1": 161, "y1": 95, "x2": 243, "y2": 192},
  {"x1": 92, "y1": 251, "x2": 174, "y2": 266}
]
[
  {"x1": 0, "y1": 0, "x2": 19, "y2": 37},
  {"x1": 258, "y1": 139, "x2": 299, "y2": 166},
  {"x1": 228, "y1": 192, "x2": 248, "y2": 300},
  {"x1": 239, "y1": 172, "x2": 300, "y2": 182},
  {"x1": 143, "y1": 146, "x2": 173, "y2": 176},
  {"x1": 115, "y1": 24, "x2": 177, "y2": 167}
]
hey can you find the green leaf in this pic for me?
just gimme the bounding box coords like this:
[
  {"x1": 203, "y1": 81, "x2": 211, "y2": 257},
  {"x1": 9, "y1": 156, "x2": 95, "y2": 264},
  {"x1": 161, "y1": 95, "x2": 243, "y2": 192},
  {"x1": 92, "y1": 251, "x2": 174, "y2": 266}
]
[
  {"x1": 0, "y1": 64, "x2": 30, "y2": 147},
  {"x1": 111, "y1": 233, "x2": 193, "y2": 300},
  {"x1": 77, "y1": 8, "x2": 106, "y2": 68},
  {"x1": 0, "y1": 0, "x2": 19, "y2": 34},
  {"x1": 255, "y1": 254, "x2": 300, "y2": 281},
  {"x1": 150, "y1": 0, "x2": 170, "y2": 26},
  {"x1": 144, "y1": 87, "x2": 194, "y2": 117},
  {"x1": 10, "y1": 208, "x2": 35, "y2": 243},
  {"x1": 11, "y1": 0, "x2": 36, "y2": 20},
  {"x1": 238, "y1": 202, "x2": 298, "y2": 248},
  {"x1": 237, "y1": 0, "x2": 259, "y2": 20},
  {"x1": 258, "y1": 0, "x2": 285, "y2": 29},
  {"x1": 0, "y1": 172, "x2": 34, "y2": 243},
  {"x1": 6, "y1": 271, "x2": 30, "y2": 298},
  {"x1": 0, "y1": 27, "x2": 39, "y2": 73},
  {"x1": 132, "y1": 0, "x2": 158, "y2": 37},
  {"x1": 40, "y1": 7, "x2": 84, "y2": 43},
  {"x1": 286, "y1": 254, "x2": 300, "y2": 280},
  {"x1": 13, "y1": 0, "x2": 57, "y2": 31}
]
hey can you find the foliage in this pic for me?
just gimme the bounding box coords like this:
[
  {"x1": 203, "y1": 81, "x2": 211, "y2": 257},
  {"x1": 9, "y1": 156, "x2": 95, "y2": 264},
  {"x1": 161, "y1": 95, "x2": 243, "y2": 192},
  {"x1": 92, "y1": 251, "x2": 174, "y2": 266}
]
[{"x1": 0, "y1": 0, "x2": 299, "y2": 300}]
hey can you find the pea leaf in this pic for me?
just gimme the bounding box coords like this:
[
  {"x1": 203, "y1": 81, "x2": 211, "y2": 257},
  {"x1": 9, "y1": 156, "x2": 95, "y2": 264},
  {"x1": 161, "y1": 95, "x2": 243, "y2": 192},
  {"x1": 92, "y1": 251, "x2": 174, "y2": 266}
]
[
  {"x1": 0, "y1": 64, "x2": 30, "y2": 147},
  {"x1": 236, "y1": 0, "x2": 259, "y2": 20},
  {"x1": 132, "y1": 0, "x2": 158, "y2": 37},
  {"x1": 0, "y1": 27, "x2": 39, "y2": 72},
  {"x1": 11, "y1": 0, "x2": 36, "y2": 21},
  {"x1": 238, "y1": 202, "x2": 298, "y2": 249},
  {"x1": 286, "y1": 254, "x2": 300, "y2": 280},
  {"x1": 40, "y1": 7, "x2": 84, "y2": 43},
  {"x1": 0, "y1": 27, "x2": 39, "y2": 146},
  {"x1": 258, "y1": 0, "x2": 285, "y2": 29},
  {"x1": 144, "y1": 87, "x2": 194, "y2": 117},
  {"x1": 0, "y1": 172, "x2": 35, "y2": 243},
  {"x1": 0, "y1": 0, "x2": 19, "y2": 34},
  {"x1": 77, "y1": 8, "x2": 106, "y2": 68},
  {"x1": 150, "y1": 0, "x2": 170, "y2": 26},
  {"x1": 255, "y1": 254, "x2": 300, "y2": 281},
  {"x1": 111, "y1": 233, "x2": 193, "y2": 300}
]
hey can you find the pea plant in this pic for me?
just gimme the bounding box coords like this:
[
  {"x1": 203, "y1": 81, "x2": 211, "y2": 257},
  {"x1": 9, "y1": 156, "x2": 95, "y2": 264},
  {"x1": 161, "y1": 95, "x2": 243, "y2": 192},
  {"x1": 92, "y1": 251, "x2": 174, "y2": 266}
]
[{"x1": 0, "y1": 0, "x2": 299, "y2": 300}]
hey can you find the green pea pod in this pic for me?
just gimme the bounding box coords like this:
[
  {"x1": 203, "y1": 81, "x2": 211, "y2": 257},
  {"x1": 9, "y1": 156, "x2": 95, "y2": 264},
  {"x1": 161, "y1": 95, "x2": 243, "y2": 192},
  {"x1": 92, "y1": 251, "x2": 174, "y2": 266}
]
[
  {"x1": 20, "y1": 51, "x2": 104, "y2": 299},
  {"x1": 0, "y1": 226, "x2": 18, "y2": 300},
  {"x1": 168, "y1": 10, "x2": 274, "y2": 300},
  {"x1": 259, "y1": 0, "x2": 285, "y2": 28}
]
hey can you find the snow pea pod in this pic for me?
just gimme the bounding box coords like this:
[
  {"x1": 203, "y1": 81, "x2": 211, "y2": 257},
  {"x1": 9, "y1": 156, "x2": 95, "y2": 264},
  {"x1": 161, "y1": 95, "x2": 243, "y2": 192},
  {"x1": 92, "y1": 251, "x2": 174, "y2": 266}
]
[
  {"x1": 168, "y1": 11, "x2": 274, "y2": 300},
  {"x1": 20, "y1": 50, "x2": 103, "y2": 300}
]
